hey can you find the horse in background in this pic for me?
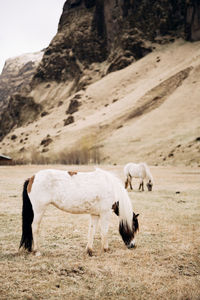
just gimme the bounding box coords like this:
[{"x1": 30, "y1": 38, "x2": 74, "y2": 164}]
[
  {"x1": 124, "y1": 162, "x2": 154, "y2": 191},
  {"x1": 19, "y1": 168, "x2": 139, "y2": 256}
]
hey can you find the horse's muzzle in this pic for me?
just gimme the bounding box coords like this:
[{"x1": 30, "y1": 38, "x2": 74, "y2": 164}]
[{"x1": 127, "y1": 241, "x2": 136, "y2": 249}]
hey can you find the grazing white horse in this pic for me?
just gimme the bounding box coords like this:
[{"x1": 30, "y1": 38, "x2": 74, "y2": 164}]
[
  {"x1": 19, "y1": 168, "x2": 139, "y2": 256},
  {"x1": 124, "y1": 162, "x2": 153, "y2": 191}
]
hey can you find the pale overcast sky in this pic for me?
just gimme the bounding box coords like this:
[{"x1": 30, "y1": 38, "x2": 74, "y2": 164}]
[{"x1": 0, "y1": 0, "x2": 66, "y2": 73}]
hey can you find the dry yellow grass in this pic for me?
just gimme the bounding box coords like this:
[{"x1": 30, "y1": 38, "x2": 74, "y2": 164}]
[{"x1": 0, "y1": 164, "x2": 199, "y2": 299}]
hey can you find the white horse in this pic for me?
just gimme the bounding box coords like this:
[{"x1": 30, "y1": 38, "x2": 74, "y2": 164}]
[
  {"x1": 19, "y1": 168, "x2": 139, "y2": 256},
  {"x1": 124, "y1": 162, "x2": 154, "y2": 191}
]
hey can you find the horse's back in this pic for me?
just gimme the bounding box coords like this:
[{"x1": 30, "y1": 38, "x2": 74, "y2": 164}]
[
  {"x1": 124, "y1": 163, "x2": 137, "y2": 176},
  {"x1": 28, "y1": 169, "x2": 70, "y2": 206},
  {"x1": 124, "y1": 162, "x2": 147, "y2": 178},
  {"x1": 31, "y1": 168, "x2": 101, "y2": 193},
  {"x1": 28, "y1": 168, "x2": 117, "y2": 214},
  {"x1": 32, "y1": 169, "x2": 70, "y2": 192}
]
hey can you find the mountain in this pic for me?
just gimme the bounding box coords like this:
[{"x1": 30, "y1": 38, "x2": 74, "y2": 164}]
[
  {"x1": 0, "y1": 51, "x2": 43, "y2": 110},
  {"x1": 0, "y1": 0, "x2": 199, "y2": 166},
  {"x1": 0, "y1": 51, "x2": 44, "y2": 139}
]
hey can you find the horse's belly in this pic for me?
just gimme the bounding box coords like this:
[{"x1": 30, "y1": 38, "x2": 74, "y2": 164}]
[
  {"x1": 131, "y1": 171, "x2": 140, "y2": 178},
  {"x1": 52, "y1": 193, "x2": 101, "y2": 215}
]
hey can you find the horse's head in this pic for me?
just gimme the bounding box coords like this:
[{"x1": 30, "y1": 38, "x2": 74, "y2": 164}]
[
  {"x1": 119, "y1": 212, "x2": 139, "y2": 249},
  {"x1": 112, "y1": 202, "x2": 139, "y2": 249},
  {"x1": 127, "y1": 212, "x2": 139, "y2": 248},
  {"x1": 146, "y1": 180, "x2": 153, "y2": 191}
]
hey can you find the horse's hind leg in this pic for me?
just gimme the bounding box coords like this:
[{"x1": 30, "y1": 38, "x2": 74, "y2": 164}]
[
  {"x1": 86, "y1": 215, "x2": 99, "y2": 256},
  {"x1": 99, "y1": 212, "x2": 111, "y2": 252},
  {"x1": 128, "y1": 175, "x2": 133, "y2": 190},
  {"x1": 32, "y1": 204, "x2": 46, "y2": 256},
  {"x1": 125, "y1": 178, "x2": 128, "y2": 189}
]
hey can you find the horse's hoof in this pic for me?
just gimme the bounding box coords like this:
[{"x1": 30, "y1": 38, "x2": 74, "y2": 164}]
[
  {"x1": 34, "y1": 251, "x2": 41, "y2": 257},
  {"x1": 86, "y1": 248, "x2": 93, "y2": 256},
  {"x1": 103, "y1": 247, "x2": 110, "y2": 252}
]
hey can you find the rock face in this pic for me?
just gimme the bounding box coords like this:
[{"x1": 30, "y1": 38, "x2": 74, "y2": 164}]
[
  {"x1": 0, "y1": 51, "x2": 43, "y2": 141},
  {"x1": 32, "y1": 0, "x2": 199, "y2": 86},
  {"x1": 185, "y1": 0, "x2": 200, "y2": 41}
]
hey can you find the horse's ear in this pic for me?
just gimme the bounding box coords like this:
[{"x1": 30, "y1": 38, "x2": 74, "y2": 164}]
[{"x1": 135, "y1": 213, "x2": 139, "y2": 218}]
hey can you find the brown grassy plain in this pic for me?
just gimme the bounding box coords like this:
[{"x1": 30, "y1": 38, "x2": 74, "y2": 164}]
[{"x1": 0, "y1": 164, "x2": 199, "y2": 300}]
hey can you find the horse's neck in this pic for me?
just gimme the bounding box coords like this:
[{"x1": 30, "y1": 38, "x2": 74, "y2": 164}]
[
  {"x1": 144, "y1": 165, "x2": 152, "y2": 181},
  {"x1": 147, "y1": 171, "x2": 153, "y2": 182}
]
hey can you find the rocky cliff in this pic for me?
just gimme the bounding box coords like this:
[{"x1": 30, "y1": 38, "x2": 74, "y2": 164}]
[{"x1": 32, "y1": 0, "x2": 200, "y2": 87}]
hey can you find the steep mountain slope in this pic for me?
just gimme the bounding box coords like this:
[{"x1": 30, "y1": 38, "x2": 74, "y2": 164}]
[
  {"x1": 1, "y1": 0, "x2": 199, "y2": 140},
  {"x1": 0, "y1": 0, "x2": 199, "y2": 166},
  {"x1": 0, "y1": 39, "x2": 199, "y2": 166}
]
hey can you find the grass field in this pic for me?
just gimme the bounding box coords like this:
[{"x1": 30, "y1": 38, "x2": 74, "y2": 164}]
[{"x1": 0, "y1": 165, "x2": 199, "y2": 300}]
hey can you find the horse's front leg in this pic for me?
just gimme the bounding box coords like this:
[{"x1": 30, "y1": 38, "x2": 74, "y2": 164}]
[
  {"x1": 139, "y1": 179, "x2": 144, "y2": 191},
  {"x1": 99, "y1": 212, "x2": 111, "y2": 252},
  {"x1": 141, "y1": 181, "x2": 144, "y2": 191},
  {"x1": 86, "y1": 215, "x2": 99, "y2": 256}
]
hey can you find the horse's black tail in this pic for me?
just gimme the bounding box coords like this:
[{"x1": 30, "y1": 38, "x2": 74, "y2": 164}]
[{"x1": 19, "y1": 179, "x2": 34, "y2": 252}]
